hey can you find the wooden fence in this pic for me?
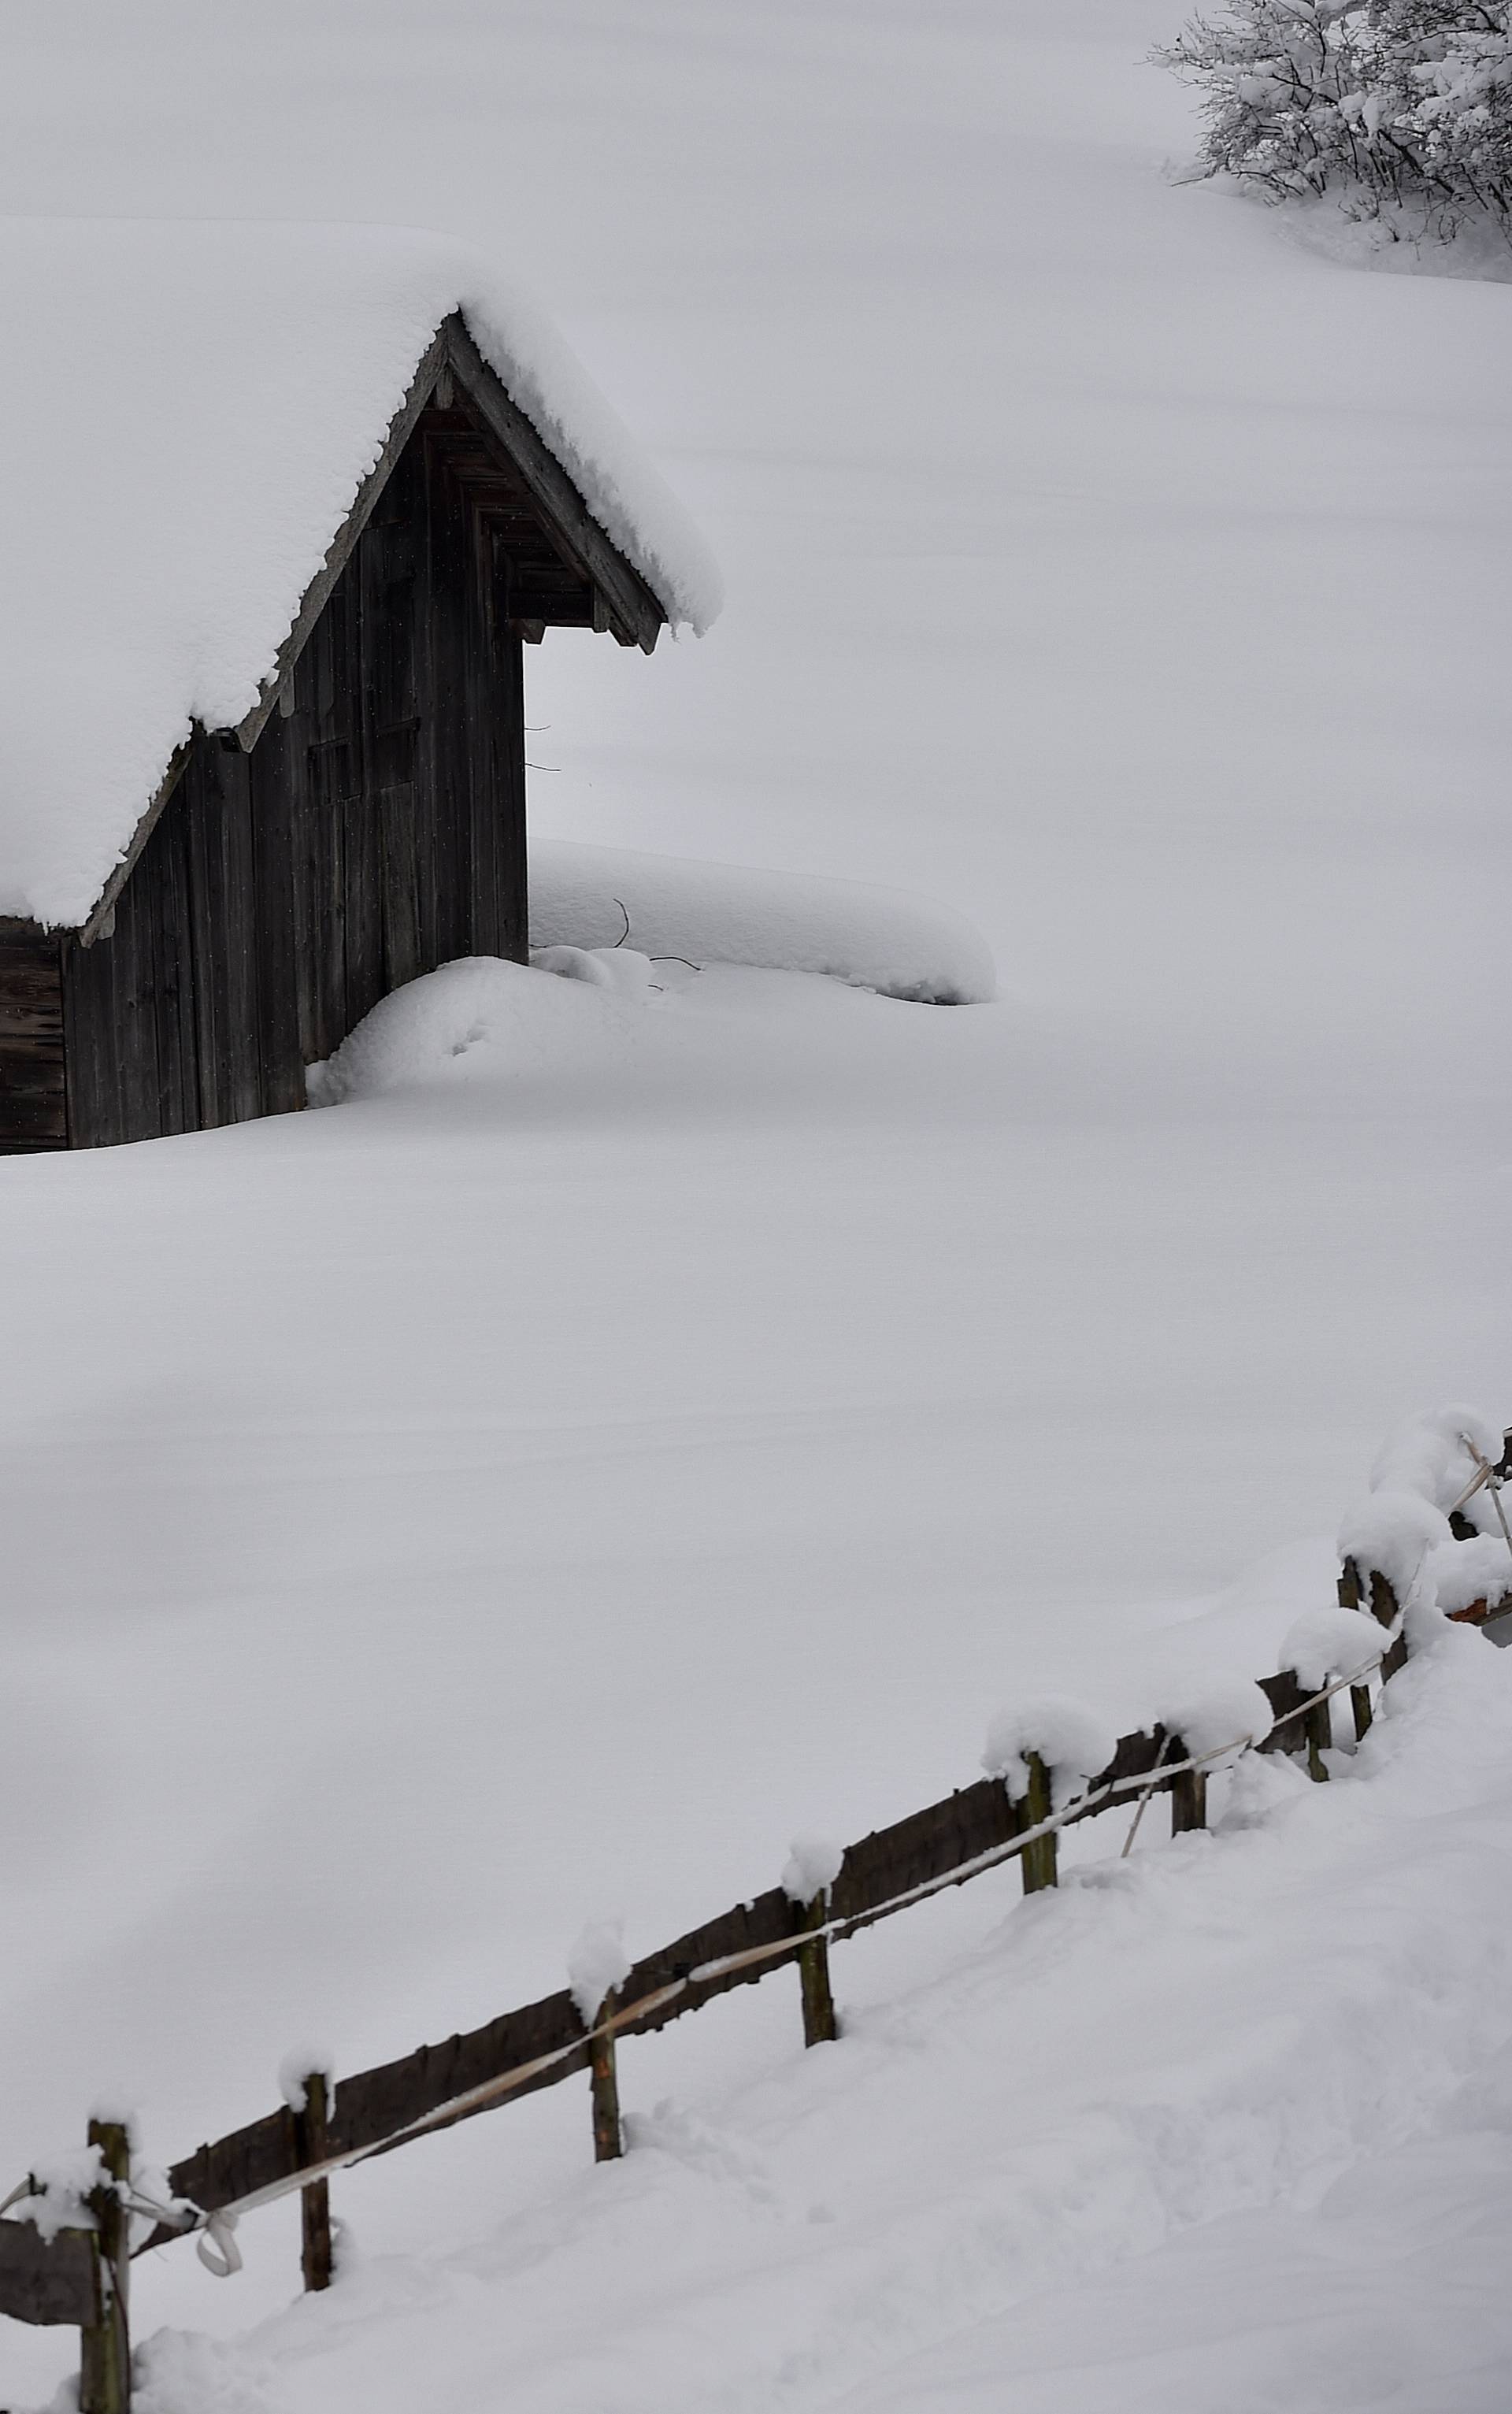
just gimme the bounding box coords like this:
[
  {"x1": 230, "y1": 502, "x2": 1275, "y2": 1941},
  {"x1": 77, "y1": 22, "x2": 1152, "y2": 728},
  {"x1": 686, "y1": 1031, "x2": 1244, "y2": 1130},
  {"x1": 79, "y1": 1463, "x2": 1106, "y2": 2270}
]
[{"x1": 2, "y1": 1544, "x2": 1505, "y2": 2411}]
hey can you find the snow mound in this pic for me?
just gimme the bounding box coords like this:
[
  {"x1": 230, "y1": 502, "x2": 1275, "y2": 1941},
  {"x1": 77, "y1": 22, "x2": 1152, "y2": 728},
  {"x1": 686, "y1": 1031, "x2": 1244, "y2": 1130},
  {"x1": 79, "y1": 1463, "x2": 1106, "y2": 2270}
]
[
  {"x1": 530, "y1": 840, "x2": 995, "y2": 1007},
  {"x1": 529, "y1": 944, "x2": 661, "y2": 1002},
  {"x1": 0, "y1": 217, "x2": 720, "y2": 928},
  {"x1": 305, "y1": 957, "x2": 639, "y2": 1105}
]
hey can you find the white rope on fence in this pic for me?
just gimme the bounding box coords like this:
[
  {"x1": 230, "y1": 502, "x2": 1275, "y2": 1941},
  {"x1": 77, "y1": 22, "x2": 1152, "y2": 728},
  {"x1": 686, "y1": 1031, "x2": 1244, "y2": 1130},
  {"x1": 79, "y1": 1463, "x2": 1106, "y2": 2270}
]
[
  {"x1": 195, "y1": 2211, "x2": 243, "y2": 2276},
  {"x1": 117, "y1": 2184, "x2": 241, "y2": 2272}
]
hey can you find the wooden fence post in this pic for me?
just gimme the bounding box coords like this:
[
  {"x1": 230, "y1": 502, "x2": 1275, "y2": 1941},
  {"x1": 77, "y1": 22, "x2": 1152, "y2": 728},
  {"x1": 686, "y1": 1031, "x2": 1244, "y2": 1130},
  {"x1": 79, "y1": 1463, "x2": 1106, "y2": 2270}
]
[
  {"x1": 80, "y1": 2118, "x2": 130, "y2": 2414},
  {"x1": 296, "y1": 2073, "x2": 332, "y2": 2293},
  {"x1": 795, "y1": 1893, "x2": 838, "y2": 2047},
  {"x1": 1339, "y1": 1557, "x2": 1374, "y2": 1737},
  {"x1": 1018, "y1": 1753, "x2": 1058, "y2": 1893},
  {"x1": 1369, "y1": 1569, "x2": 1408, "y2": 1682},
  {"x1": 1169, "y1": 1739, "x2": 1206, "y2": 1834},
  {"x1": 1303, "y1": 1695, "x2": 1332, "y2": 1782},
  {"x1": 589, "y1": 1994, "x2": 623, "y2": 2163}
]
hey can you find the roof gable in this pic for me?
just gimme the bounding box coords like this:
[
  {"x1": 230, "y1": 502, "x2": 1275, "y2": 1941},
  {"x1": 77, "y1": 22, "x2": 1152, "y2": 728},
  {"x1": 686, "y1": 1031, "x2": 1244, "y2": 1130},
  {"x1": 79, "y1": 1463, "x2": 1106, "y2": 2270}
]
[
  {"x1": 240, "y1": 313, "x2": 669, "y2": 761},
  {"x1": 0, "y1": 220, "x2": 721, "y2": 930}
]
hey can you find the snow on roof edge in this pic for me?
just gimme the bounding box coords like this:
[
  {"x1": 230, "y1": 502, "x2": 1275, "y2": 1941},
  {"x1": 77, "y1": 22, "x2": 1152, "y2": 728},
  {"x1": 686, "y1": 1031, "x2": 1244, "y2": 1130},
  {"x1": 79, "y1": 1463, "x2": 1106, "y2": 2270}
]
[{"x1": 458, "y1": 291, "x2": 724, "y2": 640}]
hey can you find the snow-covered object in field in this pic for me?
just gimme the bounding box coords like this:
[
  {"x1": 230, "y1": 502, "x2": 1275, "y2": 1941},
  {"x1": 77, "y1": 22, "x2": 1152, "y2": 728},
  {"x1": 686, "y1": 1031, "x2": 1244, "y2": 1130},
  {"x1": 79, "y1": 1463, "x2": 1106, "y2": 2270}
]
[
  {"x1": 1368, "y1": 1405, "x2": 1504, "y2": 1517},
  {"x1": 1424, "y1": 1534, "x2": 1512, "y2": 1620},
  {"x1": 1338, "y1": 1487, "x2": 1451, "y2": 1596},
  {"x1": 530, "y1": 840, "x2": 995, "y2": 1007},
  {"x1": 1153, "y1": 1678, "x2": 1274, "y2": 1758},
  {"x1": 531, "y1": 944, "x2": 662, "y2": 1003},
  {"x1": 567, "y1": 1919, "x2": 632, "y2": 2026},
  {"x1": 1279, "y1": 1607, "x2": 1384, "y2": 1689},
  {"x1": 981, "y1": 1698, "x2": 1117, "y2": 1808},
  {"x1": 0, "y1": 217, "x2": 720, "y2": 929},
  {"x1": 277, "y1": 2048, "x2": 336, "y2": 2118},
  {"x1": 780, "y1": 1834, "x2": 846, "y2": 1906}
]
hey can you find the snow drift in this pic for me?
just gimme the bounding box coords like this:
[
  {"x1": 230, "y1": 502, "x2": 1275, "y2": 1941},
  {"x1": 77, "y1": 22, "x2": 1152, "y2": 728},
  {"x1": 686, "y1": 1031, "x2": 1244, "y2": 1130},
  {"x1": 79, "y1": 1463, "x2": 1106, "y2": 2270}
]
[{"x1": 529, "y1": 840, "x2": 995, "y2": 1007}]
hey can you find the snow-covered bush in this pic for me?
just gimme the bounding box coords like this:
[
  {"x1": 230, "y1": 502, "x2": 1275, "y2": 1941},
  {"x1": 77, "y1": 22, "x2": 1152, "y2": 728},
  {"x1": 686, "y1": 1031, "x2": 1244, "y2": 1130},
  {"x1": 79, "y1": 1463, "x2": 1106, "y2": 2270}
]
[{"x1": 1157, "y1": 2, "x2": 1512, "y2": 244}]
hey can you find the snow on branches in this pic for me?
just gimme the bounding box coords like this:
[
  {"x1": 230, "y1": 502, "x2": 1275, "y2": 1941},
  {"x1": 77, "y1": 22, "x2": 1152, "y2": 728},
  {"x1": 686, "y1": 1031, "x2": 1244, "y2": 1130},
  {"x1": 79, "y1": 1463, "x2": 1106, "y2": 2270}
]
[{"x1": 1156, "y1": 2, "x2": 1512, "y2": 245}]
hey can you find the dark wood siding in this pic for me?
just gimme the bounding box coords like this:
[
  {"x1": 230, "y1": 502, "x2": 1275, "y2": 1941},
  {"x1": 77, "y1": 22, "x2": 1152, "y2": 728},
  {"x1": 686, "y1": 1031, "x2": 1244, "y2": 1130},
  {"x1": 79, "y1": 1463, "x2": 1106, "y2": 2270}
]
[
  {"x1": 0, "y1": 921, "x2": 66, "y2": 1151},
  {"x1": 56, "y1": 402, "x2": 534, "y2": 1150}
]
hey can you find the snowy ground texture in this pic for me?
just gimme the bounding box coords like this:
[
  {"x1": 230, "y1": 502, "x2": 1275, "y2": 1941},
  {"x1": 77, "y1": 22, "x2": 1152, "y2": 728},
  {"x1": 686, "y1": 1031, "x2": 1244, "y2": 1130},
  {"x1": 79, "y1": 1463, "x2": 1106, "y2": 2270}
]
[{"x1": 2, "y1": 0, "x2": 1512, "y2": 2407}]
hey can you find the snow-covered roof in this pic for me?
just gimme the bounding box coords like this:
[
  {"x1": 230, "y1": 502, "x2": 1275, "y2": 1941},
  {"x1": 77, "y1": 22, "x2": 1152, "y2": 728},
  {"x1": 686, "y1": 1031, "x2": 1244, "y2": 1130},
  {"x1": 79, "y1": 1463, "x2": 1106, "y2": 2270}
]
[{"x1": 0, "y1": 217, "x2": 723, "y2": 929}]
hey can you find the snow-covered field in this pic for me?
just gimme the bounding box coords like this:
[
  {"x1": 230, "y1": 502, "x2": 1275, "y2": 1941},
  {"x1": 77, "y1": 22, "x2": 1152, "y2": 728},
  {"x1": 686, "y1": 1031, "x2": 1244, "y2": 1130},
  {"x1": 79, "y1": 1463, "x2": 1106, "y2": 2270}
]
[{"x1": 2, "y1": 1, "x2": 1511, "y2": 2407}]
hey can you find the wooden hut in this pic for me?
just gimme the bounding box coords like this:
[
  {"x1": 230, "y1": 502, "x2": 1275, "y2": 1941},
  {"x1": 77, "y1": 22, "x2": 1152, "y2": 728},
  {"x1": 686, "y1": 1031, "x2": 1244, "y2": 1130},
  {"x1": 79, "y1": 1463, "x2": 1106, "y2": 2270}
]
[{"x1": 0, "y1": 224, "x2": 718, "y2": 1151}]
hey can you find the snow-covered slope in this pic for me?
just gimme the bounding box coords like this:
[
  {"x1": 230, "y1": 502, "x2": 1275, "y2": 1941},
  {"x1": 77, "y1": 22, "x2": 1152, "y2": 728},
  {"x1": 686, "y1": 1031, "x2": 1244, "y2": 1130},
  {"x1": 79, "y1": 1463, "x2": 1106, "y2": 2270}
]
[
  {"x1": 114, "y1": 1623, "x2": 1512, "y2": 2414},
  {"x1": 1, "y1": 0, "x2": 1510, "y2": 2408}
]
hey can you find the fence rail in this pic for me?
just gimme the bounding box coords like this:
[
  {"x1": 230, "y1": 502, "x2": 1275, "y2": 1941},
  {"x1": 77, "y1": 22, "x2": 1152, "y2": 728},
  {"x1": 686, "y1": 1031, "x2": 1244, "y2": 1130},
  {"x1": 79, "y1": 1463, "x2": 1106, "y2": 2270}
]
[{"x1": 3, "y1": 1541, "x2": 1504, "y2": 2405}]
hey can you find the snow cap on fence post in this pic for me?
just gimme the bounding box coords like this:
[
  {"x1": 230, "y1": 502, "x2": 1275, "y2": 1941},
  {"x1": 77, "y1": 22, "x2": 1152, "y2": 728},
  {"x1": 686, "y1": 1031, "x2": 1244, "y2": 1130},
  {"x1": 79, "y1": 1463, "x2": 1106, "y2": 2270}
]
[
  {"x1": 1339, "y1": 1489, "x2": 1451, "y2": 1596},
  {"x1": 980, "y1": 1698, "x2": 1117, "y2": 1808},
  {"x1": 1151, "y1": 1679, "x2": 1273, "y2": 1763},
  {"x1": 569, "y1": 1920, "x2": 632, "y2": 2166},
  {"x1": 567, "y1": 1920, "x2": 633, "y2": 2028},
  {"x1": 277, "y1": 2047, "x2": 336, "y2": 2120},
  {"x1": 780, "y1": 1834, "x2": 844, "y2": 1907},
  {"x1": 17, "y1": 2141, "x2": 111, "y2": 2243},
  {"x1": 780, "y1": 1835, "x2": 843, "y2": 2048},
  {"x1": 1279, "y1": 1607, "x2": 1384, "y2": 1692}
]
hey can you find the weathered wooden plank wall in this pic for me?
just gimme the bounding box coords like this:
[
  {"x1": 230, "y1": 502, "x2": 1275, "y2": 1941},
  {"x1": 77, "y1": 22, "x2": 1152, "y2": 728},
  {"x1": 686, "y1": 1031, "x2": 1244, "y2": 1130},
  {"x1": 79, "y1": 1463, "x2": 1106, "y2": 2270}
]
[
  {"x1": 0, "y1": 2218, "x2": 98, "y2": 2327},
  {"x1": 0, "y1": 920, "x2": 67, "y2": 1151},
  {"x1": 55, "y1": 402, "x2": 532, "y2": 1151}
]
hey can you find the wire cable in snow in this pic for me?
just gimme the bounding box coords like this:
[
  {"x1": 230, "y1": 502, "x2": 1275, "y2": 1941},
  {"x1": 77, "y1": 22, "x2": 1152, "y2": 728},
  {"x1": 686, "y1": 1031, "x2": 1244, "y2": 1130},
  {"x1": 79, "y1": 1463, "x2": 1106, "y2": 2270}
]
[
  {"x1": 1120, "y1": 1733, "x2": 1175, "y2": 1860},
  {"x1": 1458, "y1": 1433, "x2": 1512, "y2": 1568}
]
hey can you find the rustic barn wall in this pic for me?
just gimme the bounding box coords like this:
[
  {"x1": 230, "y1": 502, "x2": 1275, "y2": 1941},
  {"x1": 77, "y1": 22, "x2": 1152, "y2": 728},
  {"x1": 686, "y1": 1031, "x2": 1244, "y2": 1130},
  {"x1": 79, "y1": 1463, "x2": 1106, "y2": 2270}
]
[
  {"x1": 59, "y1": 417, "x2": 529, "y2": 1149},
  {"x1": 0, "y1": 920, "x2": 67, "y2": 1151}
]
